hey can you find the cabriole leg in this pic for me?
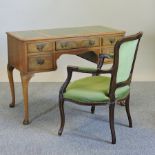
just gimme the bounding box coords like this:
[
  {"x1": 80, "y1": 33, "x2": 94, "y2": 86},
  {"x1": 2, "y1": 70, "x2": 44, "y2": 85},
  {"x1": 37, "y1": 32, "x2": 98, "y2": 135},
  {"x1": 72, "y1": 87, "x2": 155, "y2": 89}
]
[
  {"x1": 125, "y1": 95, "x2": 132, "y2": 128},
  {"x1": 20, "y1": 72, "x2": 33, "y2": 125},
  {"x1": 7, "y1": 64, "x2": 15, "y2": 108},
  {"x1": 109, "y1": 103, "x2": 116, "y2": 144},
  {"x1": 91, "y1": 105, "x2": 95, "y2": 114},
  {"x1": 58, "y1": 96, "x2": 65, "y2": 136}
]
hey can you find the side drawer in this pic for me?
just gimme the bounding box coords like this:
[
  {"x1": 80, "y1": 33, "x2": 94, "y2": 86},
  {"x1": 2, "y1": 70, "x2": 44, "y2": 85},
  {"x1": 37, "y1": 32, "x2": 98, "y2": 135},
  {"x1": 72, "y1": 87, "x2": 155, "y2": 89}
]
[
  {"x1": 28, "y1": 54, "x2": 53, "y2": 71},
  {"x1": 56, "y1": 37, "x2": 100, "y2": 51},
  {"x1": 102, "y1": 35, "x2": 123, "y2": 46},
  {"x1": 27, "y1": 41, "x2": 54, "y2": 53}
]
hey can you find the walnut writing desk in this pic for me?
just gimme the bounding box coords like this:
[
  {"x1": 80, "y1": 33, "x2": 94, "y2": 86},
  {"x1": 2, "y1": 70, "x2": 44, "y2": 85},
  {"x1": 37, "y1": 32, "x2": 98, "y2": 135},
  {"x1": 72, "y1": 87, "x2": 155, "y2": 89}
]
[{"x1": 7, "y1": 26, "x2": 125, "y2": 124}]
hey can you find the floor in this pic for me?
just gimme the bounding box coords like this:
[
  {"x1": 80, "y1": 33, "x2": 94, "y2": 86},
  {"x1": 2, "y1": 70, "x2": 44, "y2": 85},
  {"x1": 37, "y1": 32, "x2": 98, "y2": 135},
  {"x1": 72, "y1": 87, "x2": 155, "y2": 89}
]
[{"x1": 0, "y1": 82, "x2": 155, "y2": 155}]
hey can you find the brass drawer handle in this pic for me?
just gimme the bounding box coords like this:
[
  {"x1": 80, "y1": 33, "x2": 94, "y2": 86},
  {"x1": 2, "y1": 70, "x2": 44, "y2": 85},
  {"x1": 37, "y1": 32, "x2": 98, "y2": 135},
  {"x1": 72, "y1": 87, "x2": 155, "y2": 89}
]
[
  {"x1": 36, "y1": 58, "x2": 45, "y2": 65},
  {"x1": 36, "y1": 43, "x2": 47, "y2": 52},
  {"x1": 109, "y1": 38, "x2": 115, "y2": 44},
  {"x1": 89, "y1": 40, "x2": 95, "y2": 46},
  {"x1": 60, "y1": 42, "x2": 69, "y2": 49}
]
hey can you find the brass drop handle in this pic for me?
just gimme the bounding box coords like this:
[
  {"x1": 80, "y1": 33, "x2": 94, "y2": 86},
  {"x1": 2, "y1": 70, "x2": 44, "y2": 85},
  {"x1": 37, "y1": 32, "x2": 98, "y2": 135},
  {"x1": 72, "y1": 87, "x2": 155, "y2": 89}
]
[
  {"x1": 36, "y1": 58, "x2": 45, "y2": 65},
  {"x1": 89, "y1": 40, "x2": 95, "y2": 46},
  {"x1": 36, "y1": 43, "x2": 47, "y2": 52},
  {"x1": 109, "y1": 38, "x2": 115, "y2": 44},
  {"x1": 61, "y1": 42, "x2": 69, "y2": 49}
]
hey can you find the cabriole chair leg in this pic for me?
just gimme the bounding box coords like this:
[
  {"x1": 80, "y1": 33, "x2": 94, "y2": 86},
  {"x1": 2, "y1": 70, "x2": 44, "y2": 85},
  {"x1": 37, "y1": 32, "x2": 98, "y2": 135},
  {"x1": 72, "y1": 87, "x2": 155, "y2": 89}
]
[
  {"x1": 109, "y1": 103, "x2": 116, "y2": 144},
  {"x1": 91, "y1": 105, "x2": 95, "y2": 114},
  {"x1": 125, "y1": 95, "x2": 132, "y2": 128},
  {"x1": 58, "y1": 98, "x2": 65, "y2": 136}
]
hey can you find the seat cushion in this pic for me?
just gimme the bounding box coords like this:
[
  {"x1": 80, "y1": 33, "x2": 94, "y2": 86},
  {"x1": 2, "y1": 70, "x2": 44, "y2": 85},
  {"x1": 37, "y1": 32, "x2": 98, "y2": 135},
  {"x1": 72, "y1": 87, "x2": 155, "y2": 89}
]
[{"x1": 63, "y1": 76, "x2": 130, "y2": 103}]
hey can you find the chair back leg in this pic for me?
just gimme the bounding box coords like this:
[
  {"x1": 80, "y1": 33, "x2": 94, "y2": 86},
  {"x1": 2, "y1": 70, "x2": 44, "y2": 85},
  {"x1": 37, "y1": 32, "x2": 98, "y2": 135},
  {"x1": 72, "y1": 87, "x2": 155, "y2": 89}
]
[
  {"x1": 91, "y1": 105, "x2": 95, "y2": 114},
  {"x1": 125, "y1": 95, "x2": 132, "y2": 128}
]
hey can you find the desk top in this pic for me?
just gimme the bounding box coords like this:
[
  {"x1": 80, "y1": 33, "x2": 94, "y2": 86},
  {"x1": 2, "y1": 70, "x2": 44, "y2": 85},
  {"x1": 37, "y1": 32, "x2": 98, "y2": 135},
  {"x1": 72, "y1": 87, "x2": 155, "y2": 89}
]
[{"x1": 7, "y1": 26, "x2": 125, "y2": 41}]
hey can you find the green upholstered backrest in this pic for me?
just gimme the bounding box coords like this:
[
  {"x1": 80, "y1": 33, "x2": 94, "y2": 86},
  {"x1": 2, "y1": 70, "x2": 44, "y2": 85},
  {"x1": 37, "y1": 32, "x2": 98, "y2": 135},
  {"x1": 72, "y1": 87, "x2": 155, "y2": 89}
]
[{"x1": 116, "y1": 40, "x2": 138, "y2": 83}]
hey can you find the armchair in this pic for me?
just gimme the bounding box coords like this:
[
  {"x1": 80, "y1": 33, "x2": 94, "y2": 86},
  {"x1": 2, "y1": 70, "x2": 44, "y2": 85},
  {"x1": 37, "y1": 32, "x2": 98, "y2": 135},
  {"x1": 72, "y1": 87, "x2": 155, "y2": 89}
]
[{"x1": 58, "y1": 32, "x2": 143, "y2": 144}]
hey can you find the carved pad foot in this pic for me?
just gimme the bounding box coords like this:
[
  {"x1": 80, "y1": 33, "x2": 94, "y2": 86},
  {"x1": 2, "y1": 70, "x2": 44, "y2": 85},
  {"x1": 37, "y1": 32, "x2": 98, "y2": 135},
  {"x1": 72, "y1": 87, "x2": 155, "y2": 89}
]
[
  {"x1": 58, "y1": 129, "x2": 63, "y2": 136},
  {"x1": 91, "y1": 108, "x2": 95, "y2": 114},
  {"x1": 129, "y1": 124, "x2": 132, "y2": 128},
  {"x1": 112, "y1": 140, "x2": 116, "y2": 144},
  {"x1": 91, "y1": 106, "x2": 95, "y2": 114},
  {"x1": 23, "y1": 120, "x2": 30, "y2": 125},
  {"x1": 9, "y1": 103, "x2": 15, "y2": 108}
]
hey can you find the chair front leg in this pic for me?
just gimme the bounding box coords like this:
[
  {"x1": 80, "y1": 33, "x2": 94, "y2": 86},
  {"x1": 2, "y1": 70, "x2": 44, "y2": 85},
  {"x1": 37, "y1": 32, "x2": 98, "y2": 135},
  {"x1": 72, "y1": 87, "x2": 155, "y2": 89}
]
[
  {"x1": 58, "y1": 95, "x2": 65, "y2": 136},
  {"x1": 109, "y1": 103, "x2": 116, "y2": 144},
  {"x1": 60, "y1": 66, "x2": 73, "y2": 94},
  {"x1": 125, "y1": 95, "x2": 132, "y2": 128}
]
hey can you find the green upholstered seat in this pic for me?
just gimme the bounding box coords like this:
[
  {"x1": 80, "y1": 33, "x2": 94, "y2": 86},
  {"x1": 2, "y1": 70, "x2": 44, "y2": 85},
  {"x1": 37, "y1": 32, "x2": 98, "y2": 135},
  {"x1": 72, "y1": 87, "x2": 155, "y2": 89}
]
[{"x1": 64, "y1": 76, "x2": 130, "y2": 103}]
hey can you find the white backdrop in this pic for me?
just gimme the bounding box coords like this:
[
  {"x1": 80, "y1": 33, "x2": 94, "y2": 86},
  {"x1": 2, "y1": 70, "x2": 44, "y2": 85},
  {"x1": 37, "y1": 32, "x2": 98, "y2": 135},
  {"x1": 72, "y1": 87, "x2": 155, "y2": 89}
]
[{"x1": 0, "y1": 0, "x2": 155, "y2": 82}]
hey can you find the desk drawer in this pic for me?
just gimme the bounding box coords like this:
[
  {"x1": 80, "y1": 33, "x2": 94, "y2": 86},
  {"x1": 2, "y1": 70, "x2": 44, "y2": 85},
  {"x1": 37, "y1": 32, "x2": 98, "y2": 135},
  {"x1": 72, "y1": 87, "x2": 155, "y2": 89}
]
[
  {"x1": 102, "y1": 47, "x2": 113, "y2": 54},
  {"x1": 28, "y1": 54, "x2": 53, "y2": 71},
  {"x1": 102, "y1": 35, "x2": 123, "y2": 46},
  {"x1": 27, "y1": 41, "x2": 54, "y2": 53},
  {"x1": 56, "y1": 37, "x2": 100, "y2": 50}
]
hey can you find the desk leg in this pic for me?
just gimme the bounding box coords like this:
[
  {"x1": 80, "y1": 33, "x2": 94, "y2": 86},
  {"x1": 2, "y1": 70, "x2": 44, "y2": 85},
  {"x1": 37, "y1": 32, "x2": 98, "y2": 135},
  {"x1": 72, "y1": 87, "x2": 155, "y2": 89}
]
[
  {"x1": 20, "y1": 73, "x2": 33, "y2": 125},
  {"x1": 7, "y1": 64, "x2": 15, "y2": 108}
]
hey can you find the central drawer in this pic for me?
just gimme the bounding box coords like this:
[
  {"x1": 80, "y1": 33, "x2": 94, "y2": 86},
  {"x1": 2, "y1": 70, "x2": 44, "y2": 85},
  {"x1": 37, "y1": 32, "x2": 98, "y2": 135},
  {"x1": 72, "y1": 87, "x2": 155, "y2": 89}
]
[
  {"x1": 56, "y1": 37, "x2": 100, "y2": 51},
  {"x1": 102, "y1": 35, "x2": 123, "y2": 46},
  {"x1": 28, "y1": 54, "x2": 53, "y2": 71}
]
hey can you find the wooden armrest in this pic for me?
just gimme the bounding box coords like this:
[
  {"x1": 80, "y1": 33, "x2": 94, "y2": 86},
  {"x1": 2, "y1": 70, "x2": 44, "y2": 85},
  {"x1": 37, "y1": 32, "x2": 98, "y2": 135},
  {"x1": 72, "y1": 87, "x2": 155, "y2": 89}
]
[
  {"x1": 67, "y1": 65, "x2": 112, "y2": 74},
  {"x1": 67, "y1": 66, "x2": 98, "y2": 73},
  {"x1": 97, "y1": 54, "x2": 113, "y2": 69}
]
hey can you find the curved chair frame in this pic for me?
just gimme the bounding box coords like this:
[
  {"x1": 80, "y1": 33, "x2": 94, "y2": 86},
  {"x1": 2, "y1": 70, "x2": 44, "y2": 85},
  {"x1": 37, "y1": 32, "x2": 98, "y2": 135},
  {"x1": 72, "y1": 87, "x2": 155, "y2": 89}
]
[{"x1": 58, "y1": 32, "x2": 143, "y2": 144}]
